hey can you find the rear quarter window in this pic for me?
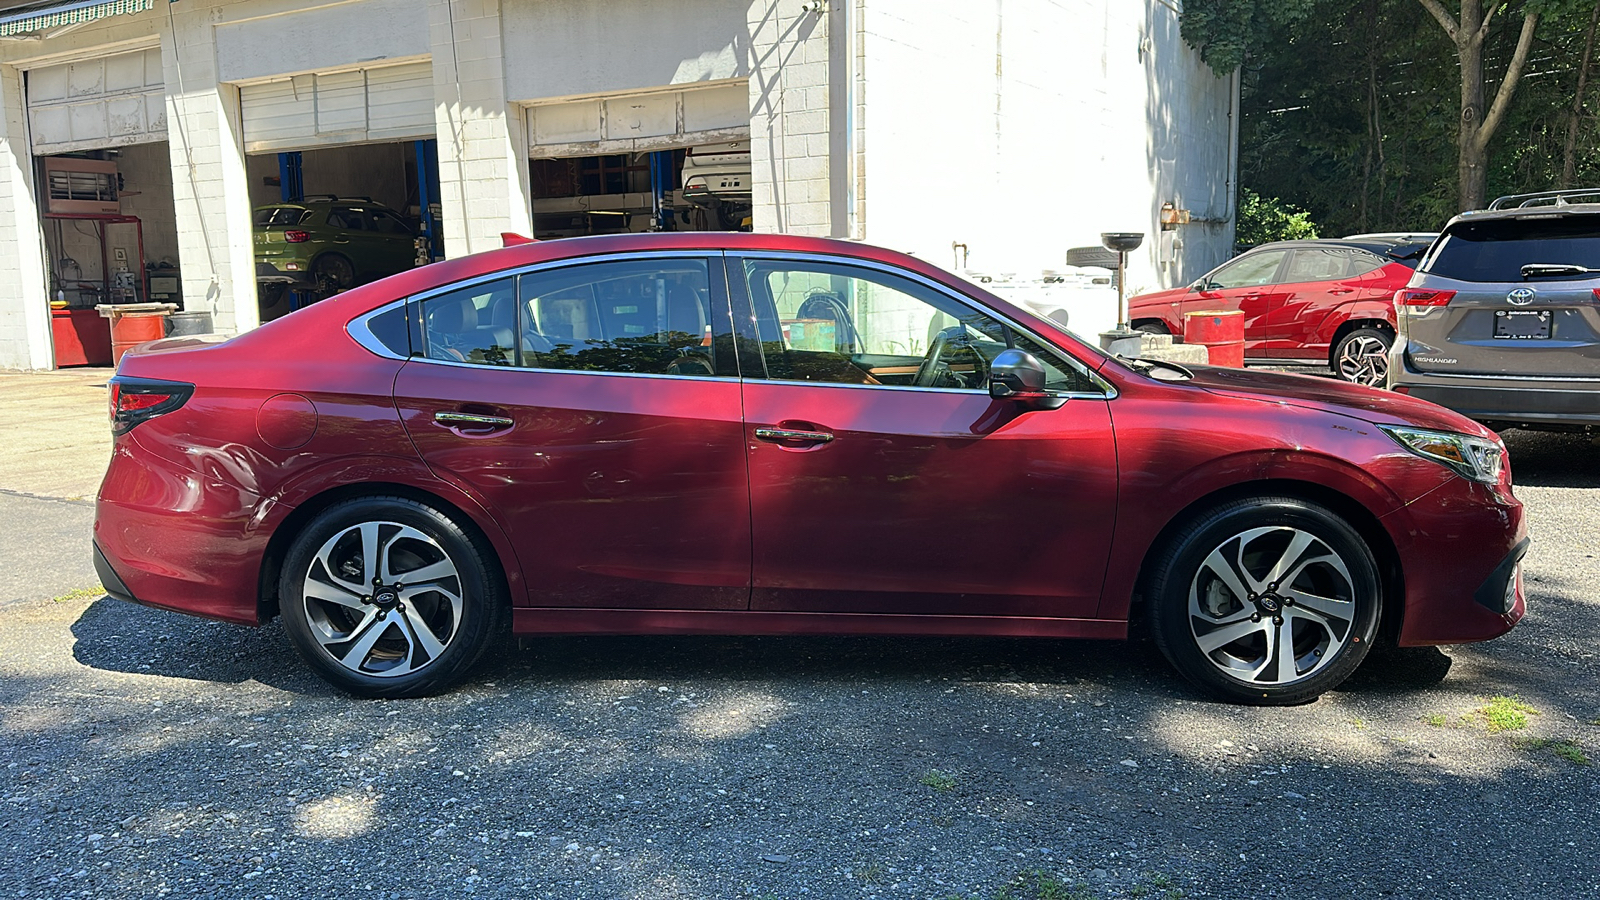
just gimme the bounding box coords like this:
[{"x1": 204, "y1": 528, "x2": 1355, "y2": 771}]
[{"x1": 1423, "y1": 218, "x2": 1600, "y2": 282}]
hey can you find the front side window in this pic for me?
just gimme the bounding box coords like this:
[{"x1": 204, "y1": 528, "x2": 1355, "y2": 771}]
[
  {"x1": 1206, "y1": 250, "x2": 1287, "y2": 289},
  {"x1": 741, "y1": 259, "x2": 1100, "y2": 393}
]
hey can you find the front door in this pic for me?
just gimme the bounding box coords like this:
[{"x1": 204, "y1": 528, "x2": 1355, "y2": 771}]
[
  {"x1": 393, "y1": 257, "x2": 752, "y2": 610},
  {"x1": 730, "y1": 255, "x2": 1119, "y2": 619},
  {"x1": 1181, "y1": 248, "x2": 1289, "y2": 355}
]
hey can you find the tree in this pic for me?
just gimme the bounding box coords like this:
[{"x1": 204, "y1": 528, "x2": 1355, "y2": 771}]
[
  {"x1": 1415, "y1": 1, "x2": 1541, "y2": 211},
  {"x1": 1235, "y1": 189, "x2": 1321, "y2": 245}
]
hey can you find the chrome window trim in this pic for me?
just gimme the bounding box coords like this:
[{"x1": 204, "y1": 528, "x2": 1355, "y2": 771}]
[
  {"x1": 403, "y1": 353, "x2": 744, "y2": 383},
  {"x1": 726, "y1": 250, "x2": 1118, "y2": 400},
  {"x1": 348, "y1": 299, "x2": 410, "y2": 361}
]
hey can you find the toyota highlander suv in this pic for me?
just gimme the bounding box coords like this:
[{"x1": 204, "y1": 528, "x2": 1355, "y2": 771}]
[{"x1": 1389, "y1": 189, "x2": 1600, "y2": 431}]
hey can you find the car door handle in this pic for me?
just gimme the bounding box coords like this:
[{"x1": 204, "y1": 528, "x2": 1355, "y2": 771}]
[
  {"x1": 755, "y1": 427, "x2": 835, "y2": 444},
  {"x1": 435, "y1": 411, "x2": 513, "y2": 428},
  {"x1": 1329, "y1": 288, "x2": 1355, "y2": 295}
]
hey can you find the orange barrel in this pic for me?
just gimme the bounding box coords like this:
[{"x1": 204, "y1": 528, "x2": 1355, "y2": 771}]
[
  {"x1": 109, "y1": 311, "x2": 168, "y2": 365},
  {"x1": 1184, "y1": 309, "x2": 1245, "y2": 367}
]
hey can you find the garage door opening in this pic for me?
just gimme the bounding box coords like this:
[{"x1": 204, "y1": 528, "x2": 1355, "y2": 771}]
[
  {"x1": 530, "y1": 141, "x2": 752, "y2": 238},
  {"x1": 37, "y1": 143, "x2": 181, "y2": 367},
  {"x1": 245, "y1": 140, "x2": 440, "y2": 322}
]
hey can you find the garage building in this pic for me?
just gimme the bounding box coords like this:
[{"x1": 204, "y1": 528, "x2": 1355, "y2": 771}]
[{"x1": 0, "y1": 0, "x2": 1236, "y2": 370}]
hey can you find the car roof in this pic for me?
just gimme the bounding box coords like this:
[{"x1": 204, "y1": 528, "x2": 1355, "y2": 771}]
[
  {"x1": 1243, "y1": 237, "x2": 1432, "y2": 257},
  {"x1": 253, "y1": 198, "x2": 401, "y2": 211},
  {"x1": 1449, "y1": 204, "x2": 1600, "y2": 226}
]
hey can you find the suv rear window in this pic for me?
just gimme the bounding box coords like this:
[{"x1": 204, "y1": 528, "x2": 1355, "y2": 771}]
[
  {"x1": 1423, "y1": 218, "x2": 1600, "y2": 282},
  {"x1": 253, "y1": 207, "x2": 311, "y2": 227}
]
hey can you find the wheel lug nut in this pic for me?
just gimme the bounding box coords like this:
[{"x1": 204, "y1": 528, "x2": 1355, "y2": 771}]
[{"x1": 1251, "y1": 613, "x2": 1261, "y2": 622}]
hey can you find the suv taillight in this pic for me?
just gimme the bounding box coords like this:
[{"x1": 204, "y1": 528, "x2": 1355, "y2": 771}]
[
  {"x1": 1396, "y1": 289, "x2": 1456, "y2": 307},
  {"x1": 109, "y1": 376, "x2": 194, "y2": 435},
  {"x1": 284, "y1": 230, "x2": 310, "y2": 243}
]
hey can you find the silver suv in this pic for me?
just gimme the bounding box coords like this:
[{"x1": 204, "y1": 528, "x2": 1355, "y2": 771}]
[{"x1": 1389, "y1": 189, "x2": 1600, "y2": 431}]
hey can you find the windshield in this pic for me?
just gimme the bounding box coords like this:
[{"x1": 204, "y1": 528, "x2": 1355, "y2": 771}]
[
  {"x1": 253, "y1": 208, "x2": 312, "y2": 227},
  {"x1": 1423, "y1": 218, "x2": 1600, "y2": 282}
]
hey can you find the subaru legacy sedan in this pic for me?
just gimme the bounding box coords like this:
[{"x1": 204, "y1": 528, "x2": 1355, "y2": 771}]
[{"x1": 94, "y1": 233, "x2": 1526, "y2": 705}]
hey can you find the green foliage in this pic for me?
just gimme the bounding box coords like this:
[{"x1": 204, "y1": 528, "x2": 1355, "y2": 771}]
[
  {"x1": 919, "y1": 769, "x2": 957, "y2": 792},
  {"x1": 1207, "y1": 0, "x2": 1600, "y2": 235},
  {"x1": 1235, "y1": 188, "x2": 1319, "y2": 244},
  {"x1": 1474, "y1": 696, "x2": 1539, "y2": 732},
  {"x1": 1179, "y1": 0, "x2": 1318, "y2": 73}
]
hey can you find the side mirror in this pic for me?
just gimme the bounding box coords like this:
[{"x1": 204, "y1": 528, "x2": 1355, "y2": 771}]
[{"x1": 988, "y1": 349, "x2": 1067, "y2": 410}]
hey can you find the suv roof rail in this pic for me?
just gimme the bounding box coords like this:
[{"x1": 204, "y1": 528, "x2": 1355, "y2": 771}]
[
  {"x1": 1487, "y1": 189, "x2": 1600, "y2": 210},
  {"x1": 301, "y1": 193, "x2": 339, "y2": 201}
]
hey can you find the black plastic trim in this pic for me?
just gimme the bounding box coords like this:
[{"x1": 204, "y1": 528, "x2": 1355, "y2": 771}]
[
  {"x1": 1473, "y1": 537, "x2": 1531, "y2": 614},
  {"x1": 93, "y1": 542, "x2": 137, "y2": 605}
]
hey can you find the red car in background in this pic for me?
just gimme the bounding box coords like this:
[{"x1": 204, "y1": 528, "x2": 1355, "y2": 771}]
[
  {"x1": 1128, "y1": 236, "x2": 1433, "y2": 386},
  {"x1": 95, "y1": 231, "x2": 1522, "y2": 706}
]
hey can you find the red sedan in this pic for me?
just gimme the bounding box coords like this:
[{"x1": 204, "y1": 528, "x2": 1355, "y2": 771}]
[
  {"x1": 94, "y1": 232, "x2": 1525, "y2": 705},
  {"x1": 1128, "y1": 236, "x2": 1433, "y2": 386}
]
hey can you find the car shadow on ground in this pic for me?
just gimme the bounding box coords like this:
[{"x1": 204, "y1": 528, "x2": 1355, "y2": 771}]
[
  {"x1": 1501, "y1": 429, "x2": 1600, "y2": 488},
  {"x1": 70, "y1": 595, "x2": 1471, "y2": 704}
]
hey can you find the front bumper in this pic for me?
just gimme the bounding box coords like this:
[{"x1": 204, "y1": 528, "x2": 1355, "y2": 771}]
[{"x1": 1386, "y1": 473, "x2": 1527, "y2": 646}]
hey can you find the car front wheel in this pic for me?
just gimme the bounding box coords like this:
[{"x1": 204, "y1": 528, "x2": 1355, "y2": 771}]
[
  {"x1": 280, "y1": 496, "x2": 504, "y2": 698},
  {"x1": 1148, "y1": 497, "x2": 1382, "y2": 705}
]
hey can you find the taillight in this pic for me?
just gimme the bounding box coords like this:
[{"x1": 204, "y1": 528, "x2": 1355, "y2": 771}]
[
  {"x1": 1396, "y1": 289, "x2": 1456, "y2": 307},
  {"x1": 284, "y1": 230, "x2": 310, "y2": 243},
  {"x1": 108, "y1": 376, "x2": 194, "y2": 435},
  {"x1": 1592, "y1": 288, "x2": 1600, "y2": 302}
]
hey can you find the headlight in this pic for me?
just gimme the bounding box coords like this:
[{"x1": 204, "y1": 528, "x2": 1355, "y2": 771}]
[{"x1": 1380, "y1": 425, "x2": 1504, "y2": 484}]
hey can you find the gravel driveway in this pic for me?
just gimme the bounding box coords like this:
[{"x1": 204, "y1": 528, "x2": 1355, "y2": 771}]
[{"x1": 3, "y1": 431, "x2": 1597, "y2": 900}]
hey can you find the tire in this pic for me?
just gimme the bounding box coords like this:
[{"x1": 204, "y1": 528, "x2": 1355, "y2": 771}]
[
  {"x1": 1147, "y1": 496, "x2": 1382, "y2": 705},
  {"x1": 312, "y1": 254, "x2": 356, "y2": 296},
  {"x1": 279, "y1": 495, "x2": 505, "y2": 698},
  {"x1": 1332, "y1": 327, "x2": 1393, "y2": 387},
  {"x1": 1132, "y1": 321, "x2": 1170, "y2": 335}
]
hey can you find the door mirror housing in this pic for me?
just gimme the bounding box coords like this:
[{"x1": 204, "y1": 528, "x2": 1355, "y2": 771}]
[{"x1": 988, "y1": 349, "x2": 1067, "y2": 410}]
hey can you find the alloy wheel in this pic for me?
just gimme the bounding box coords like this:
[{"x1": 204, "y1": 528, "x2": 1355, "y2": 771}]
[
  {"x1": 1188, "y1": 526, "x2": 1357, "y2": 686},
  {"x1": 300, "y1": 520, "x2": 464, "y2": 678},
  {"x1": 1336, "y1": 334, "x2": 1390, "y2": 386}
]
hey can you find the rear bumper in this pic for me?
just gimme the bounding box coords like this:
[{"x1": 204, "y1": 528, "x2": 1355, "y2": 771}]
[
  {"x1": 94, "y1": 438, "x2": 269, "y2": 626},
  {"x1": 1390, "y1": 366, "x2": 1600, "y2": 429},
  {"x1": 256, "y1": 260, "x2": 314, "y2": 288}
]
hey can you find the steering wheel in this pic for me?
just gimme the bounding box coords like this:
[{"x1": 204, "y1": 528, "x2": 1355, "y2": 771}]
[{"x1": 914, "y1": 325, "x2": 966, "y2": 388}]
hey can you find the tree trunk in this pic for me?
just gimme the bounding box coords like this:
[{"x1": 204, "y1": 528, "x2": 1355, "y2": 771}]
[
  {"x1": 1560, "y1": 2, "x2": 1600, "y2": 188},
  {"x1": 1417, "y1": 0, "x2": 1541, "y2": 211}
]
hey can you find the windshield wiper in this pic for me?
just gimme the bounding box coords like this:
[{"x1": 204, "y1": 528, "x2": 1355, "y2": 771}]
[
  {"x1": 1520, "y1": 263, "x2": 1600, "y2": 278},
  {"x1": 1124, "y1": 357, "x2": 1194, "y2": 380}
]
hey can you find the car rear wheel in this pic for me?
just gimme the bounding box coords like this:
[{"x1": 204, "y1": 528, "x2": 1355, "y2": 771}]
[
  {"x1": 1148, "y1": 497, "x2": 1381, "y2": 705},
  {"x1": 313, "y1": 254, "x2": 356, "y2": 296},
  {"x1": 1332, "y1": 327, "x2": 1392, "y2": 387},
  {"x1": 280, "y1": 496, "x2": 504, "y2": 698},
  {"x1": 1132, "y1": 321, "x2": 1170, "y2": 335}
]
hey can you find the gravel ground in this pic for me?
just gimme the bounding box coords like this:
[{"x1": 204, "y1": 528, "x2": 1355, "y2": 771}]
[{"x1": 3, "y1": 430, "x2": 1598, "y2": 900}]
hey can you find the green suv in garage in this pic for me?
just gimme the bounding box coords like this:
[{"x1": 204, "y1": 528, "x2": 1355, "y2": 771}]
[{"x1": 254, "y1": 197, "x2": 419, "y2": 305}]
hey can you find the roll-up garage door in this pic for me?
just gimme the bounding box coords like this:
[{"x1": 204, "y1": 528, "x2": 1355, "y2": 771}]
[
  {"x1": 27, "y1": 47, "x2": 166, "y2": 154},
  {"x1": 526, "y1": 80, "x2": 749, "y2": 158},
  {"x1": 239, "y1": 61, "x2": 434, "y2": 153}
]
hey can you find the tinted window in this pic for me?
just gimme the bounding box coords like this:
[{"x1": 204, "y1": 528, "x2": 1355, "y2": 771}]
[
  {"x1": 1207, "y1": 250, "x2": 1286, "y2": 289},
  {"x1": 1347, "y1": 251, "x2": 1388, "y2": 277},
  {"x1": 329, "y1": 208, "x2": 371, "y2": 231},
  {"x1": 1424, "y1": 218, "x2": 1600, "y2": 282},
  {"x1": 367, "y1": 304, "x2": 410, "y2": 356},
  {"x1": 253, "y1": 207, "x2": 310, "y2": 227},
  {"x1": 518, "y1": 258, "x2": 728, "y2": 377},
  {"x1": 371, "y1": 210, "x2": 411, "y2": 235},
  {"x1": 743, "y1": 259, "x2": 1100, "y2": 394},
  {"x1": 421, "y1": 278, "x2": 517, "y2": 366},
  {"x1": 1282, "y1": 248, "x2": 1354, "y2": 283}
]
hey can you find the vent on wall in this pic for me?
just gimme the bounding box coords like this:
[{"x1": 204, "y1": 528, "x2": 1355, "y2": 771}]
[{"x1": 44, "y1": 157, "x2": 119, "y2": 214}]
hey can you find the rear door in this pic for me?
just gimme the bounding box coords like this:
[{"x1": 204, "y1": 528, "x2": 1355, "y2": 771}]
[
  {"x1": 1179, "y1": 249, "x2": 1289, "y2": 354},
  {"x1": 1405, "y1": 217, "x2": 1600, "y2": 378},
  {"x1": 1268, "y1": 247, "x2": 1364, "y2": 358},
  {"x1": 393, "y1": 255, "x2": 753, "y2": 610}
]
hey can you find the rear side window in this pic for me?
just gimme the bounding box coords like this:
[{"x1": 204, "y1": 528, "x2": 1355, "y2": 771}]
[
  {"x1": 253, "y1": 207, "x2": 310, "y2": 227},
  {"x1": 421, "y1": 278, "x2": 518, "y2": 366},
  {"x1": 1423, "y1": 218, "x2": 1600, "y2": 282}
]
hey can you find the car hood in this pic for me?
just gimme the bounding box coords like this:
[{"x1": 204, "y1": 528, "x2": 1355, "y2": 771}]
[
  {"x1": 1183, "y1": 365, "x2": 1495, "y2": 438},
  {"x1": 1127, "y1": 286, "x2": 1188, "y2": 310}
]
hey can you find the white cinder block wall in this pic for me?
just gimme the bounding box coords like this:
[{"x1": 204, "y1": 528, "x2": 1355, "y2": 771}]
[
  {"x1": 859, "y1": 0, "x2": 1235, "y2": 294},
  {"x1": 0, "y1": 0, "x2": 1234, "y2": 369}
]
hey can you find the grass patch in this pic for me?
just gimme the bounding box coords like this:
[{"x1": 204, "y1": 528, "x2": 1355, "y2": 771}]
[
  {"x1": 988, "y1": 869, "x2": 1090, "y2": 900},
  {"x1": 1423, "y1": 714, "x2": 1449, "y2": 727},
  {"x1": 1515, "y1": 737, "x2": 1591, "y2": 766},
  {"x1": 920, "y1": 769, "x2": 957, "y2": 792},
  {"x1": 1473, "y1": 696, "x2": 1539, "y2": 732},
  {"x1": 51, "y1": 585, "x2": 104, "y2": 604},
  {"x1": 1348, "y1": 717, "x2": 1367, "y2": 729},
  {"x1": 856, "y1": 863, "x2": 885, "y2": 885}
]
